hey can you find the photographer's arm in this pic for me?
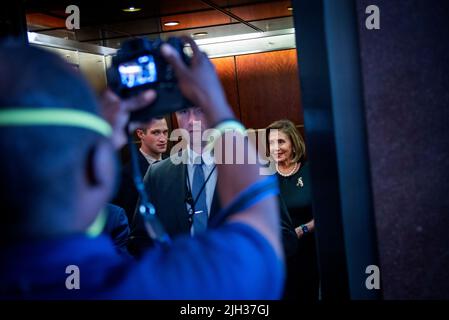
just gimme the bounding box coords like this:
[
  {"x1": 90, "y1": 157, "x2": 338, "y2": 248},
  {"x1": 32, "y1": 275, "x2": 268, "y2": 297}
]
[{"x1": 161, "y1": 38, "x2": 283, "y2": 259}]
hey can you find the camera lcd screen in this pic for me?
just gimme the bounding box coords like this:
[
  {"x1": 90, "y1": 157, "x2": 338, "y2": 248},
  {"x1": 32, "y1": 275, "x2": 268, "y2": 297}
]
[{"x1": 118, "y1": 55, "x2": 157, "y2": 88}]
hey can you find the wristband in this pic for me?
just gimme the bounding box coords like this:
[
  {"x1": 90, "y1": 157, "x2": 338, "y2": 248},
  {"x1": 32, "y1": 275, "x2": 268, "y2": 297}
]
[
  {"x1": 205, "y1": 119, "x2": 247, "y2": 151},
  {"x1": 214, "y1": 119, "x2": 246, "y2": 136}
]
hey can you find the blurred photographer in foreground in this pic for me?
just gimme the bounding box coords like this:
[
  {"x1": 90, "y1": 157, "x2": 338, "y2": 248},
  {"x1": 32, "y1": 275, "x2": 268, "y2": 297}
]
[{"x1": 0, "y1": 37, "x2": 284, "y2": 299}]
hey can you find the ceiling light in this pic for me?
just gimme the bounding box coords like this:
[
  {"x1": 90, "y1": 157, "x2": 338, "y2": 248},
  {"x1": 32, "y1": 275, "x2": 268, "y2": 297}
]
[
  {"x1": 192, "y1": 32, "x2": 208, "y2": 38},
  {"x1": 287, "y1": 6, "x2": 293, "y2": 11},
  {"x1": 164, "y1": 21, "x2": 180, "y2": 27},
  {"x1": 122, "y1": 7, "x2": 141, "y2": 12}
]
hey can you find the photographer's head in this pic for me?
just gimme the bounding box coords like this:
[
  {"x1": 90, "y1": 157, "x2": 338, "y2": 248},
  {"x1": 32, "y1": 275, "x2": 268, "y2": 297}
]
[{"x1": 0, "y1": 44, "x2": 116, "y2": 242}]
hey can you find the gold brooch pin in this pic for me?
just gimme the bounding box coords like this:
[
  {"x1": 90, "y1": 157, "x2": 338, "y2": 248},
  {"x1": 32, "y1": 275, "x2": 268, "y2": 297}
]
[{"x1": 296, "y1": 177, "x2": 304, "y2": 188}]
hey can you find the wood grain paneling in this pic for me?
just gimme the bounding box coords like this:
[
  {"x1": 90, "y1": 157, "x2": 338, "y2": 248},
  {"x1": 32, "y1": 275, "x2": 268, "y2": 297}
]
[
  {"x1": 230, "y1": 0, "x2": 292, "y2": 21},
  {"x1": 159, "y1": 0, "x2": 210, "y2": 15},
  {"x1": 26, "y1": 13, "x2": 65, "y2": 28},
  {"x1": 160, "y1": 1, "x2": 292, "y2": 31},
  {"x1": 236, "y1": 49, "x2": 302, "y2": 129},
  {"x1": 211, "y1": 56, "x2": 241, "y2": 120},
  {"x1": 158, "y1": 0, "x2": 232, "y2": 14},
  {"x1": 161, "y1": 10, "x2": 231, "y2": 31}
]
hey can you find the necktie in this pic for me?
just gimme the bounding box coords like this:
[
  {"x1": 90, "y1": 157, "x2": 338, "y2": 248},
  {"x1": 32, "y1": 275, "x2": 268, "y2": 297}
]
[{"x1": 192, "y1": 158, "x2": 208, "y2": 234}]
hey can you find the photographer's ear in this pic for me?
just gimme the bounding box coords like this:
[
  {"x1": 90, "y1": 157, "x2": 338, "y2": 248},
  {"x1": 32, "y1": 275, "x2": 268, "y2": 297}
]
[{"x1": 85, "y1": 140, "x2": 115, "y2": 192}]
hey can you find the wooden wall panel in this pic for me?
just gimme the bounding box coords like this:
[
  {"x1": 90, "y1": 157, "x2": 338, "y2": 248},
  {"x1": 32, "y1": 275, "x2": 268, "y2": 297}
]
[
  {"x1": 211, "y1": 56, "x2": 241, "y2": 120},
  {"x1": 26, "y1": 13, "x2": 65, "y2": 28},
  {"x1": 230, "y1": 0, "x2": 292, "y2": 21},
  {"x1": 159, "y1": 1, "x2": 292, "y2": 31},
  {"x1": 235, "y1": 49, "x2": 302, "y2": 129},
  {"x1": 159, "y1": 0, "x2": 209, "y2": 15}
]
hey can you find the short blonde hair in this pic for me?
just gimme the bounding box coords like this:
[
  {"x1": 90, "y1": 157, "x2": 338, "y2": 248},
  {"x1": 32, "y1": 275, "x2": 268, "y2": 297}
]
[{"x1": 266, "y1": 119, "x2": 306, "y2": 163}]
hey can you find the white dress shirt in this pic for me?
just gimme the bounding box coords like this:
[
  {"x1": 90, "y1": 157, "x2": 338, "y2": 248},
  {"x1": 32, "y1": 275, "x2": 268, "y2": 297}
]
[{"x1": 139, "y1": 149, "x2": 160, "y2": 165}]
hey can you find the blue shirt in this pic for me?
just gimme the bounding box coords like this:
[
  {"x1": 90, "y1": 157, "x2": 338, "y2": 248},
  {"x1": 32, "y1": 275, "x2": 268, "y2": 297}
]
[{"x1": 0, "y1": 223, "x2": 284, "y2": 299}]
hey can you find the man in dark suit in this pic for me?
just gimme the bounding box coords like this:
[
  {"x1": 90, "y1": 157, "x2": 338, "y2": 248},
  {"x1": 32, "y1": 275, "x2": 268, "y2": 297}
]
[
  {"x1": 144, "y1": 145, "x2": 221, "y2": 236},
  {"x1": 112, "y1": 117, "x2": 168, "y2": 222},
  {"x1": 129, "y1": 107, "x2": 221, "y2": 256}
]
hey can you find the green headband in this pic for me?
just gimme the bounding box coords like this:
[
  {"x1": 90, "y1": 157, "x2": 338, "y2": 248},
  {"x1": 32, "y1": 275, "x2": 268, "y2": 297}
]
[{"x1": 0, "y1": 108, "x2": 112, "y2": 137}]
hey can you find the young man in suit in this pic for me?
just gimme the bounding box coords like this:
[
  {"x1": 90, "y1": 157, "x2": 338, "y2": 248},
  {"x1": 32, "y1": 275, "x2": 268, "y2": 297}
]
[
  {"x1": 136, "y1": 118, "x2": 169, "y2": 164},
  {"x1": 112, "y1": 118, "x2": 168, "y2": 222}
]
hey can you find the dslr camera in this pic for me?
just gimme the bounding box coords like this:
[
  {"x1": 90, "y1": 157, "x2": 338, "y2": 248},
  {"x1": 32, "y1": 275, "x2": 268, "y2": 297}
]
[{"x1": 107, "y1": 37, "x2": 191, "y2": 121}]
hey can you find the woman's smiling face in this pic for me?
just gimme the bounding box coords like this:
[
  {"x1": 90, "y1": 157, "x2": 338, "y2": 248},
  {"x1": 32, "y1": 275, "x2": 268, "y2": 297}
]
[{"x1": 269, "y1": 130, "x2": 293, "y2": 163}]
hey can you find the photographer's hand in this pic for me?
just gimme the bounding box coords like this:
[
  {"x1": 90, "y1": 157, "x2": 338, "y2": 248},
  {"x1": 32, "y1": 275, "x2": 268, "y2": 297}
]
[
  {"x1": 160, "y1": 36, "x2": 234, "y2": 125},
  {"x1": 99, "y1": 89, "x2": 156, "y2": 149}
]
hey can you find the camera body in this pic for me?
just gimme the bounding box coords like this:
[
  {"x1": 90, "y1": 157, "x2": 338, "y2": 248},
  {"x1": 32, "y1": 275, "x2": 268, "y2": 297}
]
[{"x1": 107, "y1": 37, "x2": 191, "y2": 122}]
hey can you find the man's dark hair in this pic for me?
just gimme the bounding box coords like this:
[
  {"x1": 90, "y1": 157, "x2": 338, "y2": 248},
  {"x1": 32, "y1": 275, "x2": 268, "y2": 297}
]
[
  {"x1": 0, "y1": 44, "x2": 105, "y2": 238},
  {"x1": 136, "y1": 116, "x2": 166, "y2": 133}
]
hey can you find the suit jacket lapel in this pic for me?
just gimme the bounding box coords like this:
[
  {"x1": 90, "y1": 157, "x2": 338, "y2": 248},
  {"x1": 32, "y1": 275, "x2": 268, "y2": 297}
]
[
  {"x1": 174, "y1": 151, "x2": 190, "y2": 233},
  {"x1": 138, "y1": 151, "x2": 150, "y2": 177}
]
